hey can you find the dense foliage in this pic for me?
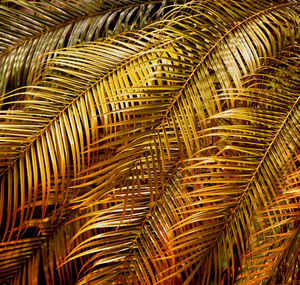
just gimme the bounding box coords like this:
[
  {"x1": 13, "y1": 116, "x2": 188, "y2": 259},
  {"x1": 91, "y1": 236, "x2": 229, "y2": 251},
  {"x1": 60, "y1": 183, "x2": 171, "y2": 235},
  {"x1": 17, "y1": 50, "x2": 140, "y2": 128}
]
[{"x1": 0, "y1": 0, "x2": 299, "y2": 284}]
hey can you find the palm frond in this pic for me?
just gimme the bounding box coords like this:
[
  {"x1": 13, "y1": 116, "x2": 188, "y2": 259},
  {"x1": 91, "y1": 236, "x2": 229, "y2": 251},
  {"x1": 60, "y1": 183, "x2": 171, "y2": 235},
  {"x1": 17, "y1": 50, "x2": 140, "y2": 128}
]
[
  {"x1": 61, "y1": 1, "x2": 300, "y2": 284},
  {"x1": 169, "y1": 65, "x2": 300, "y2": 283},
  {"x1": 0, "y1": 30, "x2": 170, "y2": 240},
  {"x1": 0, "y1": 210, "x2": 90, "y2": 284},
  {"x1": 0, "y1": 0, "x2": 299, "y2": 284},
  {"x1": 0, "y1": 0, "x2": 182, "y2": 97},
  {"x1": 0, "y1": 14, "x2": 190, "y2": 282},
  {"x1": 237, "y1": 155, "x2": 299, "y2": 284}
]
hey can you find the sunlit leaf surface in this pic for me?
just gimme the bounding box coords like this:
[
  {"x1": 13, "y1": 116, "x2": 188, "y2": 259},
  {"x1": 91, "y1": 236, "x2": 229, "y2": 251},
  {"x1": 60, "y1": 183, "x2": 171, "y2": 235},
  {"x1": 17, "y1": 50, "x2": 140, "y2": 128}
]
[{"x1": 0, "y1": 0, "x2": 299, "y2": 284}]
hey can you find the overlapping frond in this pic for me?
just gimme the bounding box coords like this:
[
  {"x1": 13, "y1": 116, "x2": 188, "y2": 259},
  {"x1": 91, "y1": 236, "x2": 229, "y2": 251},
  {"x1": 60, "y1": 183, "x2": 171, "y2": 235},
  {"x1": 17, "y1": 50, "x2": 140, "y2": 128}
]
[
  {"x1": 0, "y1": 6, "x2": 192, "y2": 281},
  {"x1": 0, "y1": 0, "x2": 299, "y2": 284},
  {"x1": 62, "y1": 1, "x2": 300, "y2": 284},
  {"x1": 237, "y1": 155, "x2": 299, "y2": 284},
  {"x1": 168, "y1": 57, "x2": 300, "y2": 284},
  {"x1": 0, "y1": 34, "x2": 149, "y2": 241},
  {"x1": 0, "y1": 0, "x2": 182, "y2": 97},
  {"x1": 0, "y1": 211, "x2": 90, "y2": 285}
]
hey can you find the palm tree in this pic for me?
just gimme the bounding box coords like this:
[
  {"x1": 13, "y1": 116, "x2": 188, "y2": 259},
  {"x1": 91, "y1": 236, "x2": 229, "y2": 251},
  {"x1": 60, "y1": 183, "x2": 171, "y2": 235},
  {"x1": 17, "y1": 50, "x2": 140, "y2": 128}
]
[{"x1": 0, "y1": 0, "x2": 299, "y2": 284}]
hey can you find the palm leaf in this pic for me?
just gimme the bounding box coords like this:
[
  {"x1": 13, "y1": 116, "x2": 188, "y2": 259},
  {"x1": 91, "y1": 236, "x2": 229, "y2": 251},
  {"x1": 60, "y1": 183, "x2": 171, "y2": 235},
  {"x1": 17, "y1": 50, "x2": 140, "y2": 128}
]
[
  {"x1": 0, "y1": 7, "x2": 190, "y2": 282},
  {"x1": 62, "y1": 1, "x2": 300, "y2": 284},
  {"x1": 237, "y1": 155, "x2": 299, "y2": 284},
  {"x1": 0, "y1": 210, "x2": 91, "y2": 284},
  {"x1": 0, "y1": 30, "x2": 176, "y2": 240},
  {"x1": 0, "y1": 0, "x2": 183, "y2": 98},
  {"x1": 0, "y1": 0, "x2": 299, "y2": 284}
]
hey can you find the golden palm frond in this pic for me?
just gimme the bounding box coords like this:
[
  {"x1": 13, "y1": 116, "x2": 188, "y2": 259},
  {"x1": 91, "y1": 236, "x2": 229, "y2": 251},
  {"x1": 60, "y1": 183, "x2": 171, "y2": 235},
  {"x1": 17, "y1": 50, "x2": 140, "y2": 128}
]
[
  {"x1": 0, "y1": 0, "x2": 299, "y2": 284},
  {"x1": 237, "y1": 154, "x2": 299, "y2": 284},
  {"x1": 0, "y1": 212, "x2": 88, "y2": 284},
  {"x1": 0, "y1": 0, "x2": 181, "y2": 97}
]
